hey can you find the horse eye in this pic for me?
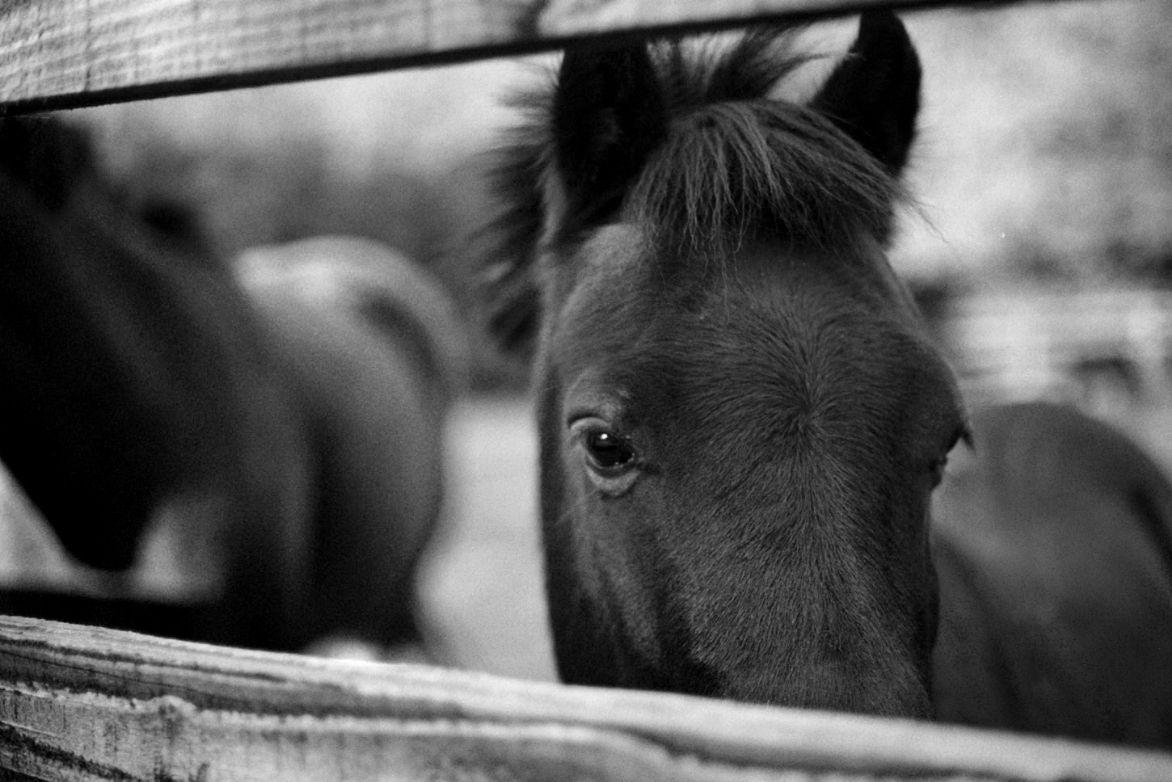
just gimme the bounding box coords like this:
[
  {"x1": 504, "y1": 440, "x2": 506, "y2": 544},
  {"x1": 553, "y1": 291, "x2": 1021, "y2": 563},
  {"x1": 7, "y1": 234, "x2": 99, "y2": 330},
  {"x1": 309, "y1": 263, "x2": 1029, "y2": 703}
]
[
  {"x1": 583, "y1": 428, "x2": 637, "y2": 473},
  {"x1": 568, "y1": 416, "x2": 642, "y2": 495}
]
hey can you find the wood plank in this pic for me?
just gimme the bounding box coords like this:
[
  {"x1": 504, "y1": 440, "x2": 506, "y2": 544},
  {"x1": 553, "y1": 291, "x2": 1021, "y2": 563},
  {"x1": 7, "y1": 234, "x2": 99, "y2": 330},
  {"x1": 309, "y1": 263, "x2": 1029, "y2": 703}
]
[
  {"x1": 2, "y1": 615, "x2": 1171, "y2": 781},
  {"x1": 0, "y1": 0, "x2": 1067, "y2": 113},
  {"x1": 0, "y1": 0, "x2": 531, "y2": 113}
]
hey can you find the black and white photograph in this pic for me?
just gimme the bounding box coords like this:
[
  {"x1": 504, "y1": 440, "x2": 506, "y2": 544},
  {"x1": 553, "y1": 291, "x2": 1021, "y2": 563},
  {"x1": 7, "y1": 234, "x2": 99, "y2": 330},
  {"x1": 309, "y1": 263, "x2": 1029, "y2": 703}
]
[{"x1": 1, "y1": 0, "x2": 1170, "y2": 778}]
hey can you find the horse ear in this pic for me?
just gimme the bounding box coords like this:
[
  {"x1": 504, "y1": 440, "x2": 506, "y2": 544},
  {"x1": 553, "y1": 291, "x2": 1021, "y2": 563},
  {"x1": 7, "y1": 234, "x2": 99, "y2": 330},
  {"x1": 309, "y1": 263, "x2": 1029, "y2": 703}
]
[
  {"x1": 552, "y1": 42, "x2": 668, "y2": 230},
  {"x1": 809, "y1": 10, "x2": 921, "y2": 176}
]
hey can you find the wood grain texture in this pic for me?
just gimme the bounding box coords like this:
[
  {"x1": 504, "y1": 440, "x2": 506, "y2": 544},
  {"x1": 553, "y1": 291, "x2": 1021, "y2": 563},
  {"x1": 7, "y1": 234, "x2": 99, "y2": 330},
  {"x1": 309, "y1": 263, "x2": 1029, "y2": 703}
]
[
  {"x1": 538, "y1": 0, "x2": 1015, "y2": 34},
  {"x1": 2, "y1": 615, "x2": 1171, "y2": 781},
  {"x1": 0, "y1": 0, "x2": 1067, "y2": 113},
  {"x1": 0, "y1": 0, "x2": 536, "y2": 113}
]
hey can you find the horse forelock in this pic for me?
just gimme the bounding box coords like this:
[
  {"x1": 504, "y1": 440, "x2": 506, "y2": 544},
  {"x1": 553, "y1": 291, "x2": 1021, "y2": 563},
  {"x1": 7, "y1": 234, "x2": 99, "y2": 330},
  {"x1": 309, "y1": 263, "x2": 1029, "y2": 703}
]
[
  {"x1": 636, "y1": 30, "x2": 902, "y2": 260},
  {"x1": 480, "y1": 28, "x2": 906, "y2": 352},
  {"x1": 631, "y1": 101, "x2": 900, "y2": 265}
]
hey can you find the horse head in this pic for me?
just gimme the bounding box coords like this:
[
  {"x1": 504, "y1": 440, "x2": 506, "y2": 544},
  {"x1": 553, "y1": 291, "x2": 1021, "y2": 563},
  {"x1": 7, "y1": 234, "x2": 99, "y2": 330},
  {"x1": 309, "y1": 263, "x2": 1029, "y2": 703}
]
[{"x1": 484, "y1": 11, "x2": 968, "y2": 717}]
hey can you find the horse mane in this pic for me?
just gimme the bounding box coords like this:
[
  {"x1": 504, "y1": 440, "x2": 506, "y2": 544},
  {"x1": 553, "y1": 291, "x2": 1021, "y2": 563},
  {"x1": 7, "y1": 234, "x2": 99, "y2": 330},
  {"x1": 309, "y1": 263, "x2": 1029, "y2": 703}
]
[{"x1": 479, "y1": 29, "x2": 907, "y2": 354}]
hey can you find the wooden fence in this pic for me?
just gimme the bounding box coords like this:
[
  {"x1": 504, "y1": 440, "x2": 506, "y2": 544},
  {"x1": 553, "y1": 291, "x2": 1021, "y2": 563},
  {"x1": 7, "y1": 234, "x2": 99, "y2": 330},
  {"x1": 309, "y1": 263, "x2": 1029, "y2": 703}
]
[
  {"x1": 0, "y1": 0, "x2": 1070, "y2": 113},
  {"x1": 2, "y1": 0, "x2": 1166, "y2": 779},
  {"x1": 4, "y1": 615, "x2": 1172, "y2": 781}
]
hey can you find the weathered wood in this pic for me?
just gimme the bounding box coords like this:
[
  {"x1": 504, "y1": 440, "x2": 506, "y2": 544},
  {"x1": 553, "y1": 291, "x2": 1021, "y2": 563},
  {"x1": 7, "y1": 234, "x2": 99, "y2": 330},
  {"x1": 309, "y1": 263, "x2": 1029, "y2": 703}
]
[
  {"x1": 1, "y1": 615, "x2": 1170, "y2": 781},
  {"x1": 0, "y1": 0, "x2": 532, "y2": 113},
  {"x1": 0, "y1": 0, "x2": 1069, "y2": 113}
]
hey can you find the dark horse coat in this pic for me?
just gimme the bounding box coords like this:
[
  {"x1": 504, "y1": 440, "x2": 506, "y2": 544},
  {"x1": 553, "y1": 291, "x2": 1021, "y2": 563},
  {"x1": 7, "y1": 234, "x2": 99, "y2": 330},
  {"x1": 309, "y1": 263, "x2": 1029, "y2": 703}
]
[{"x1": 933, "y1": 401, "x2": 1172, "y2": 747}]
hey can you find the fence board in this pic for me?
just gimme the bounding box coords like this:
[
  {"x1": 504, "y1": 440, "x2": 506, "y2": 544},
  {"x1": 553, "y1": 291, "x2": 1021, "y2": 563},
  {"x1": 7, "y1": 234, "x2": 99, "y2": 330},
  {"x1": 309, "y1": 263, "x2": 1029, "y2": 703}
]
[
  {"x1": 1, "y1": 615, "x2": 1170, "y2": 781},
  {"x1": 0, "y1": 0, "x2": 1067, "y2": 113}
]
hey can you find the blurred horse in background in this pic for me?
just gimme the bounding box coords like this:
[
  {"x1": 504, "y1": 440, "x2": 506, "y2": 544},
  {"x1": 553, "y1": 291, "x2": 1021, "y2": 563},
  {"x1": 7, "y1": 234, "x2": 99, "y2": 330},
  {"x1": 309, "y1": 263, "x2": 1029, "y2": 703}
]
[
  {"x1": 0, "y1": 116, "x2": 463, "y2": 655},
  {"x1": 933, "y1": 401, "x2": 1172, "y2": 747},
  {"x1": 236, "y1": 236, "x2": 466, "y2": 655},
  {"x1": 478, "y1": 9, "x2": 1172, "y2": 747}
]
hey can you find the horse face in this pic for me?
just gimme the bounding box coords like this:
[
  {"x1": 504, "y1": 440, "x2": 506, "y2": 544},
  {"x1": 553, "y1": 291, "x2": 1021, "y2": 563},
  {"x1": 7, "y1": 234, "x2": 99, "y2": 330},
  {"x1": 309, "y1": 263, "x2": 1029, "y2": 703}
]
[
  {"x1": 539, "y1": 224, "x2": 965, "y2": 715},
  {"x1": 495, "y1": 11, "x2": 971, "y2": 716}
]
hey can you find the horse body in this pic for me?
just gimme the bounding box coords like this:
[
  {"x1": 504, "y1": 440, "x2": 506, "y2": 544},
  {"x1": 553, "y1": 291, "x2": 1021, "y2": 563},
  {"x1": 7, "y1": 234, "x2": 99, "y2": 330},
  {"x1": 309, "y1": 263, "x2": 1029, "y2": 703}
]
[
  {"x1": 481, "y1": 11, "x2": 1172, "y2": 747},
  {"x1": 237, "y1": 236, "x2": 465, "y2": 647},
  {"x1": 933, "y1": 402, "x2": 1172, "y2": 746},
  {"x1": 0, "y1": 118, "x2": 460, "y2": 653}
]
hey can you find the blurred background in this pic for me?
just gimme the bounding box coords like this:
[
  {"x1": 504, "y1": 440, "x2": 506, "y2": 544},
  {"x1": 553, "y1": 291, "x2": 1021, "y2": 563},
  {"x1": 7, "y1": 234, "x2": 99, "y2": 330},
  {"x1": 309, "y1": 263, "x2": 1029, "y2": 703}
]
[{"x1": 3, "y1": 0, "x2": 1171, "y2": 682}]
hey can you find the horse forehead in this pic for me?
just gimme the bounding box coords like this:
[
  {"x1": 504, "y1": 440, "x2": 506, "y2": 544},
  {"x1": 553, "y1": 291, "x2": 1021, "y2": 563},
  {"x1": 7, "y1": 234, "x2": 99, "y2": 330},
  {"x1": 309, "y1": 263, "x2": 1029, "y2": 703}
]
[
  {"x1": 561, "y1": 224, "x2": 647, "y2": 282},
  {"x1": 548, "y1": 224, "x2": 654, "y2": 352},
  {"x1": 664, "y1": 244, "x2": 917, "y2": 353},
  {"x1": 730, "y1": 235, "x2": 916, "y2": 311},
  {"x1": 650, "y1": 259, "x2": 951, "y2": 426},
  {"x1": 555, "y1": 227, "x2": 934, "y2": 383},
  {"x1": 672, "y1": 295, "x2": 918, "y2": 404},
  {"x1": 564, "y1": 226, "x2": 903, "y2": 299}
]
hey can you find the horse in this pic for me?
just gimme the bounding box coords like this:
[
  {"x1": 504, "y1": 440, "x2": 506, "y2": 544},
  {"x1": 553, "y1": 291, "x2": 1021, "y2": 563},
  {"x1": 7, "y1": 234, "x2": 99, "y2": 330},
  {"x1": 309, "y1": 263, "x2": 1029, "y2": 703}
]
[
  {"x1": 235, "y1": 235, "x2": 466, "y2": 654},
  {"x1": 0, "y1": 116, "x2": 462, "y2": 655},
  {"x1": 932, "y1": 401, "x2": 1172, "y2": 746},
  {"x1": 477, "y1": 10, "x2": 1172, "y2": 747}
]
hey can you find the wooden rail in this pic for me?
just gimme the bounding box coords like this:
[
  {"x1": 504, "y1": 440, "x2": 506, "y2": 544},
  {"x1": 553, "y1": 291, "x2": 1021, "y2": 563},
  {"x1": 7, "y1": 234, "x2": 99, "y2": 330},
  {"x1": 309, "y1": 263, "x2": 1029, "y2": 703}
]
[
  {"x1": 2, "y1": 615, "x2": 1171, "y2": 781},
  {"x1": 0, "y1": 0, "x2": 1068, "y2": 113}
]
